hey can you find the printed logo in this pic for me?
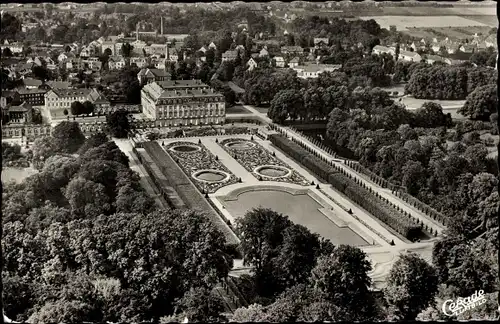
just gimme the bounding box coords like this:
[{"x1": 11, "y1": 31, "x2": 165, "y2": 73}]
[{"x1": 442, "y1": 290, "x2": 487, "y2": 317}]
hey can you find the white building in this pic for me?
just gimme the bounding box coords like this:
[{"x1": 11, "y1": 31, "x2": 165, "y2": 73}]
[{"x1": 292, "y1": 64, "x2": 342, "y2": 79}]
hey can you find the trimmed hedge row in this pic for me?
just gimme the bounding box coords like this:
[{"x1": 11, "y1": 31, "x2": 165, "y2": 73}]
[
  {"x1": 329, "y1": 173, "x2": 422, "y2": 241},
  {"x1": 270, "y1": 134, "x2": 335, "y2": 181},
  {"x1": 346, "y1": 160, "x2": 446, "y2": 227},
  {"x1": 269, "y1": 134, "x2": 422, "y2": 240}
]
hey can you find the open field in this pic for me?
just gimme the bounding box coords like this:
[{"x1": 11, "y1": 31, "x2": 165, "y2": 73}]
[
  {"x1": 359, "y1": 15, "x2": 489, "y2": 31},
  {"x1": 1, "y1": 166, "x2": 38, "y2": 184},
  {"x1": 460, "y1": 15, "x2": 499, "y2": 27},
  {"x1": 405, "y1": 26, "x2": 494, "y2": 40},
  {"x1": 226, "y1": 105, "x2": 251, "y2": 114}
]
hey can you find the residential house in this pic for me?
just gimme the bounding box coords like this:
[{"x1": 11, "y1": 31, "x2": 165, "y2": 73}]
[
  {"x1": 259, "y1": 48, "x2": 269, "y2": 58},
  {"x1": 1, "y1": 91, "x2": 20, "y2": 108},
  {"x1": 372, "y1": 45, "x2": 396, "y2": 56},
  {"x1": 131, "y1": 40, "x2": 148, "y2": 55},
  {"x1": 80, "y1": 59, "x2": 102, "y2": 71},
  {"x1": 64, "y1": 58, "x2": 81, "y2": 70},
  {"x1": 58, "y1": 52, "x2": 76, "y2": 63},
  {"x1": 1, "y1": 41, "x2": 24, "y2": 54},
  {"x1": 292, "y1": 64, "x2": 342, "y2": 79},
  {"x1": 398, "y1": 50, "x2": 422, "y2": 62},
  {"x1": 246, "y1": 58, "x2": 258, "y2": 71},
  {"x1": 138, "y1": 68, "x2": 172, "y2": 84},
  {"x1": 80, "y1": 47, "x2": 92, "y2": 58},
  {"x1": 107, "y1": 56, "x2": 126, "y2": 70},
  {"x1": 425, "y1": 55, "x2": 445, "y2": 65},
  {"x1": 306, "y1": 52, "x2": 316, "y2": 62},
  {"x1": 0, "y1": 96, "x2": 7, "y2": 109},
  {"x1": 16, "y1": 63, "x2": 35, "y2": 77},
  {"x1": 199, "y1": 46, "x2": 208, "y2": 54},
  {"x1": 314, "y1": 37, "x2": 329, "y2": 47},
  {"x1": 44, "y1": 57, "x2": 57, "y2": 70},
  {"x1": 208, "y1": 42, "x2": 217, "y2": 50},
  {"x1": 274, "y1": 56, "x2": 286, "y2": 68},
  {"x1": 101, "y1": 41, "x2": 115, "y2": 55},
  {"x1": 431, "y1": 42, "x2": 443, "y2": 53},
  {"x1": 444, "y1": 58, "x2": 467, "y2": 66},
  {"x1": 280, "y1": 46, "x2": 304, "y2": 55},
  {"x1": 151, "y1": 58, "x2": 166, "y2": 70},
  {"x1": 130, "y1": 57, "x2": 149, "y2": 68},
  {"x1": 149, "y1": 44, "x2": 168, "y2": 55},
  {"x1": 46, "y1": 81, "x2": 72, "y2": 90},
  {"x1": 459, "y1": 44, "x2": 476, "y2": 54},
  {"x1": 3, "y1": 102, "x2": 33, "y2": 124},
  {"x1": 484, "y1": 34, "x2": 496, "y2": 49},
  {"x1": 447, "y1": 43, "x2": 461, "y2": 55},
  {"x1": 167, "y1": 48, "x2": 181, "y2": 62},
  {"x1": 23, "y1": 78, "x2": 43, "y2": 90},
  {"x1": 288, "y1": 57, "x2": 300, "y2": 68},
  {"x1": 222, "y1": 50, "x2": 239, "y2": 62}
]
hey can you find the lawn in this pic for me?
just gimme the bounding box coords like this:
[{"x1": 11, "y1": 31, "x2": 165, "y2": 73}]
[
  {"x1": 221, "y1": 189, "x2": 369, "y2": 246},
  {"x1": 255, "y1": 107, "x2": 269, "y2": 114},
  {"x1": 1, "y1": 166, "x2": 38, "y2": 184},
  {"x1": 226, "y1": 105, "x2": 251, "y2": 114},
  {"x1": 401, "y1": 96, "x2": 465, "y2": 109}
]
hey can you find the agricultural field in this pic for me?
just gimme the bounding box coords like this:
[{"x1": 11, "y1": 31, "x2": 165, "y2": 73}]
[
  {"x1": 405, "y1": 26, "x2": 494, "y2": 41},
  {"x1": 359, "y1": 15, "x2": 489, "y2": 31},
  {"x1": 460, "y1": 15, "x2": 499, "y2": 27}
]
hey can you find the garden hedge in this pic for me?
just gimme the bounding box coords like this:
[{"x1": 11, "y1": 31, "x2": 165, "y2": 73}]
[{"x1": 269, "y1": 134, "x2": 422, "y2": 240}]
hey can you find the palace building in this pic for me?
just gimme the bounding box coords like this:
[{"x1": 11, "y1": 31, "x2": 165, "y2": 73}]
[{"x1": 141, "y1": 80, "x2": 226, "y2": 126}]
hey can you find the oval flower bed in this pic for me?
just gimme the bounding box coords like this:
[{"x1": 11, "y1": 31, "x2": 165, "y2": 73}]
[
  {"x1": 165, "y1": 141, "x2": 238, "y2": 193},
  {"x1": 219, "y1": 138, "x2": 309, "y2": 186}
]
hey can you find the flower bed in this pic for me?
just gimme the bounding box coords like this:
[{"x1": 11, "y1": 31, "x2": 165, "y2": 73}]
[
  {"x1": 166, "y1": 141, "x2": 238, "y2": 193},
  {"x1": 269, "y1": 134, "x2": 423, "y2": 241},
  {"x1": 219, "y1": 138, "x2": 309, "y2": 186}
]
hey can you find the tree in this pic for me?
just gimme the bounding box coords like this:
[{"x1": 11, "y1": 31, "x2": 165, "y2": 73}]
[
  {"x1": 32, "y1": 65, "x2": 50, "y2": 81},
  {"x1": 2, "y1": 47, "x2": 13, "y2": 57},
  {"x1": 169, "y1": 287, "x2": 225, "y2": 323},
  {"x1": 309, "y1": 245, "x2": 377, "y2": 321},
  {"x1": 459, "y1": 84, "x2": 497, "y2": 121},
  {"x1": 106, "y1": 110, "x2": 130, "y2": 138},
  {"x1": 32, "y1": 136, "x2": 59, "y2": 165},
  {"x1": 64, "y1": 177, "x2": 111, "y2": 217},
  {"x1": 70, "y1": 101, "x2": 84, "y2": 116},
  {"x1": 268, "y1": 89, "x2": 303, "y2": 123},
  {"x1": 412, "y1": 102, "x2": 451, "y2": 128},
  {"x1": 104, "y1": 48, "x2": 112, "y2": 57},
  {"x1": 51, "y1": 121, "x2": 86, "y2": 153},
  {"x1": 384, "y1": 252, "x2": 438, "y2": 321},
  {"x1": 121, "y1": 43, "x2": 134, "y2": 57},
  {"x1": 0, "y1": 13, "x2": 22, "y2": 40},
  {"x1": 63, "y1": 109, "x2": 69, "y2": 116},
  {"x1": 236, "y1": 208, "x2": 292, "y2": 296},
  {"x1": 82, "y1": 101, "x2": 95, "y2": 115},
  {"x1": 77, "y1": 132, "x2": 109, "y2": 155},
  {"x1": 231, "y1": 304, "x2": 267, "y2": 322},
  {"x1": 401, "y1": 160, "x2": 426, "y2": 195}
]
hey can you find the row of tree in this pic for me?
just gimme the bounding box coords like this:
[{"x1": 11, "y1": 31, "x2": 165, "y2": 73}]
[{"x1": 405, "y1": 65, "x2": 497, "y2": 100}]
